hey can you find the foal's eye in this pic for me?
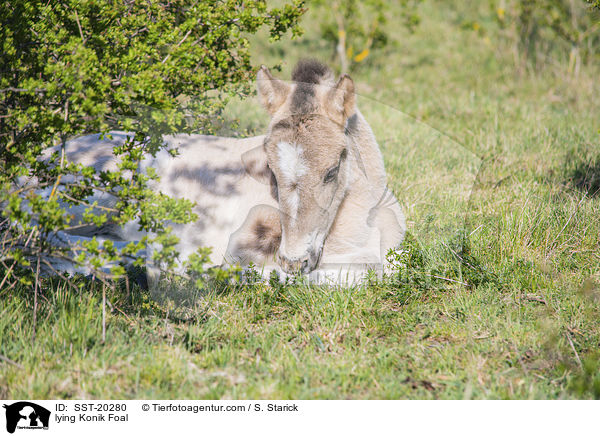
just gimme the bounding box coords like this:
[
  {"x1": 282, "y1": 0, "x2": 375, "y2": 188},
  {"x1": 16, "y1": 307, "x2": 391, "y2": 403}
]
[{"x1": 323, "y1": 165, "x2": 339, "y2": 183}]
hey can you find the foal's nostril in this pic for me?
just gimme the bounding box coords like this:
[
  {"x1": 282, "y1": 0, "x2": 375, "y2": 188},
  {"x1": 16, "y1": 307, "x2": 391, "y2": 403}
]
[
  {"x1": 301, "y1": 258, "x2": 309, "y2": 272},
  {"x1": 277, "y1": 251, "x2": 312, "y2": 274}
]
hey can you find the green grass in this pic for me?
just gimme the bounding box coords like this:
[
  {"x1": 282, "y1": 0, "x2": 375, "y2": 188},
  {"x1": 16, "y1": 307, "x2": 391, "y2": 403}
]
[{"x1": 1, "y1": 1, "x2": 599, "y2": 399}]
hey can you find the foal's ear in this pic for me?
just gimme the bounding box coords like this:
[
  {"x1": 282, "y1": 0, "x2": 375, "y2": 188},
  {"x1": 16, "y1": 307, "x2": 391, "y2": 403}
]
[
  {"x1": 257, "y1": 66, "x2": 291, "y2": 115},
  {"x1": 326, "y1": 74, "x2": 356, "y2": 125},
  {"x1": 241, "y1": 145, "x2": 271, "y2": 185}
]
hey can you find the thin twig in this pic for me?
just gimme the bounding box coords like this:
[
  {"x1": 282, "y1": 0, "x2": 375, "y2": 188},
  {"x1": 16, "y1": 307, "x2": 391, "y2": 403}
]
[
  {"x1": 0, "y1": 354, "x2": 24, "y2": 369},
  {"x1": 161, "y1": 27, "x2": 194, "y2": 64},
  {"x1": 0, "y1": 87, "x2": 47, "y2": 93},
  {"x1": 102, "y1": 282, "x2": 106, "y2": 343},
  {"x1": 59, "y1": 192, "x2": 119, "y2": 212},
  {"x1": 522, "y1": 294, "x2": 547, "y2": 305},
  {"x1": 7, "y1": 182, "x2": 51, "y2": 199},
  {"x1": 441, "y1": 241, "x2": 477, "y2": 270},
  {"x1": 430, "y1": 274, "x2": 469, "y2": 286},
  {"x1": 74, "y1": 9, "x2": 85, "y2": 42},
  {"x1": 111, "y1": 302, "x2": 133, "y2": 324},
  {"x1": 0, "y1": 260, "x2": 17, "y2": 291},
  {"x1": 565, "y1": 331, "x2": 583, "y2": 370},
  {"x1": 39, "y1": 258, "x2": 80, "y2": 293},
  {"x1": 33, "y1": 253, "x2": 41, "y2": 341}
]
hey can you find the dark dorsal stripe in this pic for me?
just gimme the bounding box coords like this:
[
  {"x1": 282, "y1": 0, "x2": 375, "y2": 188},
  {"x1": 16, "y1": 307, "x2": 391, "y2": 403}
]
[
  {"x1": 290, "y1": 59, "x2": 331, "y2": 115},
  {"x1": 291, "y1": 82, "x2": 316, "y2": 114},
  {"x1": 271, "y1": 114, "x2": 319, "y2": 132},
  {"x1": 291, "y1": 59, "x2": 330, "y2": 84}
]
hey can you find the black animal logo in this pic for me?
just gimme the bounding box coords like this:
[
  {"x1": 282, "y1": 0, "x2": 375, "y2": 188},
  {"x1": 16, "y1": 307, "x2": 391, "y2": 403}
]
[{"x1": 2, "y1": 402, "x2": 50, "y2": 434}]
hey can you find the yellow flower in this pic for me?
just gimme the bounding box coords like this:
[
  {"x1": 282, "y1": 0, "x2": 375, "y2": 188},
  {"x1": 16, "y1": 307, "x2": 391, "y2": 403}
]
[
  {"x1": 497, "y1": 7, "x2": 505, "y2": 20},
  {"x1": 354, "y1": 49, "x2": 370, "y2": 63}
]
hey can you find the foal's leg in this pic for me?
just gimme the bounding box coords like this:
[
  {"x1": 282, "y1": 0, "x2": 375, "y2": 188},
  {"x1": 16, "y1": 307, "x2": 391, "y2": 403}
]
[{"x1": 224, "y1": 205, "x2": 281, "y2": 279}]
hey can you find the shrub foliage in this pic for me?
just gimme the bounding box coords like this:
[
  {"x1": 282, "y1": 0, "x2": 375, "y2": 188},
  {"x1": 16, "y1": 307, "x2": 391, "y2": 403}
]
[{"x1": 0, "y1": 0, "x2": 304, "y2": 286}]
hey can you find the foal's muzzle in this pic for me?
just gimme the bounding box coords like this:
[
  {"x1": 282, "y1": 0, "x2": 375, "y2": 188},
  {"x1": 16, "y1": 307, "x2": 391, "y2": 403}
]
[{"x1": 277, "y1": 248, "x2": 322, "y2": 274}]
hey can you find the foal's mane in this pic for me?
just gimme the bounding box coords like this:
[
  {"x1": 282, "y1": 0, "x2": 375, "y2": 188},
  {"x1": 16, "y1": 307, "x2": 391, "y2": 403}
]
[
  {"x1": 290, "y1": 59, "x2": 335, "y2": 116},
  {"x1": 291, "y1": 59, "x2": 333, "y2": 84}
]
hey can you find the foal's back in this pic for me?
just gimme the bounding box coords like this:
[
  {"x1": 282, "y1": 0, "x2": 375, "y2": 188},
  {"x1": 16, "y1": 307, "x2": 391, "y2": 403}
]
[{"x1": 58, "y1": 132, "x2": 277, "y2": 266}]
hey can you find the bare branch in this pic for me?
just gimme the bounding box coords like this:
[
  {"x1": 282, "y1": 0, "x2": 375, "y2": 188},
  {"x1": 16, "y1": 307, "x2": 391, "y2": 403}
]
[{"x1": 0, "y1": 354, "x2": 24, "y2": 369}]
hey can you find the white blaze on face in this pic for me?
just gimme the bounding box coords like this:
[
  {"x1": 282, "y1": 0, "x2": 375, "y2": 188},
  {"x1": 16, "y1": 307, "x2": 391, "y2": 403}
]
[{"x1": 277, "y1": 141, "x2": 307, "y2": 220}]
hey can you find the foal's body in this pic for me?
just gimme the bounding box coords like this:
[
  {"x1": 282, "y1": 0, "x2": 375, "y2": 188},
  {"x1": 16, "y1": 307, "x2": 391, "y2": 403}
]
[
  {"x1": 58, "y1": 132, "x2": 276, "y2": 265},
  {"x1": 46, "y1": 60, "x2": 406, "y2": 283}
]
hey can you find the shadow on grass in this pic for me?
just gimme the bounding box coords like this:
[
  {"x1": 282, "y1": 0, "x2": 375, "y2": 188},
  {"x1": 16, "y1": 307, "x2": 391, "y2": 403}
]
[{"x1": 563, "y1": 145, "x2": 600, "y2": 197}]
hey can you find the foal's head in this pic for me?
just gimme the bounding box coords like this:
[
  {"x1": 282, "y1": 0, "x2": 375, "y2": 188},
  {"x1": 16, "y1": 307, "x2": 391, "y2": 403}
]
[{"x1": 256, "y1": 60, "x2": 356, "y2": 273}]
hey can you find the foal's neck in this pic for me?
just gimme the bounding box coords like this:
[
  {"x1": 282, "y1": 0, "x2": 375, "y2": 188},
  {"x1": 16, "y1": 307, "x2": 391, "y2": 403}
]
[{"x1": 346, "y1": 110, "x2": 387, "y2": 196}]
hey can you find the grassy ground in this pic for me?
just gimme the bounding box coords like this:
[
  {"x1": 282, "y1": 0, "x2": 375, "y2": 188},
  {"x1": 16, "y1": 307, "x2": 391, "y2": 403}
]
[{"x1": 1, "y1": 2, "x2": 599, "y2": 399}]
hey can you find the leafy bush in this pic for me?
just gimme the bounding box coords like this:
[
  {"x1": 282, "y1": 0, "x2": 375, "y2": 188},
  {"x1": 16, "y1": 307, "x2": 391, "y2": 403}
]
[
  {"x1": 379, "y1": 231, "x2": 500, "y2": 307},
  {"x1": 0, "y1": 0, "x2": 304, "y2": 288}
]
